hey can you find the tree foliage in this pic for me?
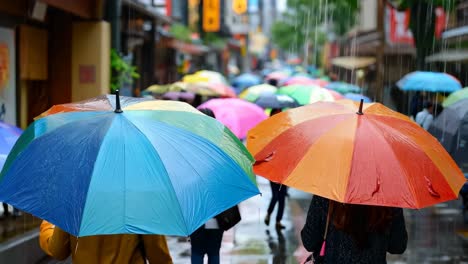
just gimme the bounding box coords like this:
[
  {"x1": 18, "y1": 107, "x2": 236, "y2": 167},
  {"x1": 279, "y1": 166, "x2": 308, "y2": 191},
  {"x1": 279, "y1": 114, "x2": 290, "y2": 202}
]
[
  {"x1": 271, "y1": 0, "x2": 359, "y2": 52},
  {"x1": 110, "y1": 49, "x2": 140, "y2": 93}
]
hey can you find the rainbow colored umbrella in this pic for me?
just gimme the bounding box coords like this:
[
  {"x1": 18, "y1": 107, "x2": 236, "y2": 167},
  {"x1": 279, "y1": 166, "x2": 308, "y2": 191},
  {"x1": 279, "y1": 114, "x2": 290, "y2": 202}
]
[
  {"x1": 0, "y1": 93, "x2": 259, "y2": 237},
  {"x1": 247, "y1": 100, "x2": 466, "y2": 208},
  {"x1": 239, "y1": 84, "x2": 278, "y2": 102},
  {"x1": 277, "y1": 85, "x2": 337, "y2": 105},
  {"x1": 442, "y1": 87, "x2": 468, "y2": 107},
  {"x1": 198, "y1": 98, "x2": 268, "y2": 139}
]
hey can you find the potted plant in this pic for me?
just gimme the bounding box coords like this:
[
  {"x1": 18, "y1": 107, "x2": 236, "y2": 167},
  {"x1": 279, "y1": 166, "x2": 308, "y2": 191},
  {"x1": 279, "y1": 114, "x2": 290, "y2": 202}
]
[{"x1": 110, "y1": 49, "x2": 140, "y2": 95}]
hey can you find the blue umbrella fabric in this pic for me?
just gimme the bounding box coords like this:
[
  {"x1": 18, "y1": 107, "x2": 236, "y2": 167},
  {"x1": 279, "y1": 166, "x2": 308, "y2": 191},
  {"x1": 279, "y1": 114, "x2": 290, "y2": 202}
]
[
  {"x1": 344, "y1": 93, "x2": 372, "y2": 103},
  {"x1": 255, "y1": 93, "x2": 300, "y2": 109},
  {"x1": 0, "y1": 94, "x2": 259, "y2": 237},
  {"x1": 397, "y1": 71, "x2": 462, "y2": 93},
  {"x1": 232, "y1": 73, "x2": 261, "y2": 93}
]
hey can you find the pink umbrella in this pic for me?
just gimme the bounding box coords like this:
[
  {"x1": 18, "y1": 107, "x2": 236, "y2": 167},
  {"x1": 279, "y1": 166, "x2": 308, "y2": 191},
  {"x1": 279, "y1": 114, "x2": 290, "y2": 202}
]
[
  {"x1": 265, "y1": 71, "x2": 289, "y2": 81},
  {"x1": 198, "y1": 98, "x2": 268, "y2": 139},
  {"x1": 326, "y1": 89, "x2": 345, "y2": 100},
  {"x1": 283, "y1": 77, "x2": 329, "y2": 87}
]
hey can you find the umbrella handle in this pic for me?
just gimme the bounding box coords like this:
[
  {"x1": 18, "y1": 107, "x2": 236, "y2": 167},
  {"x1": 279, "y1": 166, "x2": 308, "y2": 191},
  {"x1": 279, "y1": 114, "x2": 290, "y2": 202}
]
[
  {"x1": 115, "y1": 90, "x2": 123, "y2": 113},
  {"x1": 356, "y1": 99, "x2": 364, "y2": 115}
]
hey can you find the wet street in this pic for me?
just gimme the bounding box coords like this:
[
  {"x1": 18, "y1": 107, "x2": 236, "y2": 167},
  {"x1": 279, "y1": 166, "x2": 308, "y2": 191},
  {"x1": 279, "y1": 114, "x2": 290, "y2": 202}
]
[
  {"x1": 13, "y1": 177, "x2": 468, "y2": 264},
  {"x1": 167, "y1": 177, "x2": 468, "y2": 264}
]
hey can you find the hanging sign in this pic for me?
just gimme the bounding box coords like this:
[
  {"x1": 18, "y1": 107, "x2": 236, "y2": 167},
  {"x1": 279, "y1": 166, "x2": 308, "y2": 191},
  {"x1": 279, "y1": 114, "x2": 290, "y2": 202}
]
[
  {"x1": 233, "y1": 0, "x2": 247, "y2": 15},
  {"x1": 203, "y1": 0, "x2": 220, "y2": 32}
]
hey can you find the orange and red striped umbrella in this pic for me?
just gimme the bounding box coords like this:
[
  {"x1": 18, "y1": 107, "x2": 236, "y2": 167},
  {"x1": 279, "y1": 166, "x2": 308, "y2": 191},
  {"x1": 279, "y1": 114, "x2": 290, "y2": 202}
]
[{"x1": 247, "y1": 100, "x2": 466, "y2": 209}]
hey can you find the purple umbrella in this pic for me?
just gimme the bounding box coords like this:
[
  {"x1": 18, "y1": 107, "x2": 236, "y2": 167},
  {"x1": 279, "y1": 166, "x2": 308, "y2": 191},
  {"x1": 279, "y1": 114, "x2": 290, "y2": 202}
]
[{"x1": 162, "y1": 92, "x2": 196, "y2": 101}]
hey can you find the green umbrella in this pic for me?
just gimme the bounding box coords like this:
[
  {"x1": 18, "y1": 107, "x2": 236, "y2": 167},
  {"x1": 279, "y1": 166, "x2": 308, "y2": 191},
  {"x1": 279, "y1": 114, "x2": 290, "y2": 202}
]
[
  {"x1": 443, "y1": 87, "x2": 468, "y2": 107},
  {"x1": 277, "y1": 85, "x2": 335, "y2": 105}
]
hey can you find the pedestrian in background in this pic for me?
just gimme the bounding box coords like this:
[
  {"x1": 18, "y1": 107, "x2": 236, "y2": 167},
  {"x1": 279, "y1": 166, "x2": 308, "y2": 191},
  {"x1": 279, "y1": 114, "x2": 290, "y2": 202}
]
[
  {"x1": 39, "y1": 221, "x2": 173, "y2": 264},
  {"x1": 264, "y1": 108, "x2": 287, "y2": 230},
  {"x1": 415, "y1": 101, "x2": 434, "y2": 130},
  {"x1": 191, "y1": 108, "x2": 224, "y2": 264},
  {"x1": 301, "y1": 195, "x2": 407, "y2": 263}
]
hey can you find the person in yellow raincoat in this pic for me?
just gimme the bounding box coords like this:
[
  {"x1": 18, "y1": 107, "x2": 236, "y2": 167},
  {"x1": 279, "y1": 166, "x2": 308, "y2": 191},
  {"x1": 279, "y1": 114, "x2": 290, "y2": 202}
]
[{"x1": 39, "y1": 221, "x2": 173, "y2": 264}]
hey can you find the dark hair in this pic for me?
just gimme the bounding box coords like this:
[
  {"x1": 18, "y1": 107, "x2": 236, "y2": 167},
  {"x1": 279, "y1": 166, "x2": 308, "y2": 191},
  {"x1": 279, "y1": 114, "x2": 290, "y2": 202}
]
[
  {"x1": 270, "y1": 108, "x2": 282, "y2": 116},
  {"x1": 424, "y1": 101, "x2": 433, "y2": 109},
  {"x1": 330, "y1": 201, "x2": 396, "y2": 249},
  {"x1": 199, "y1": 108, "x2": 216, "y2": 118},
  {"x1": 267, "y1": 79, "x2": 278, "y2": 87}
]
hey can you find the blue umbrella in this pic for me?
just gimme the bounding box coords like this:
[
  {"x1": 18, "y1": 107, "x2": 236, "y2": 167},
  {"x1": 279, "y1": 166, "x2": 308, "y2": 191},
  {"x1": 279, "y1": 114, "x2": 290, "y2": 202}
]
[
  {"x1": 397, "y1": 71, "x2": 462, "y2": 92},
  {"x1": 255, "y1": 93, "x2": 300, "y2": 109},
  {"x1": 232, "y1": 73, "x2": 261, "y2": 93},
  {"x1": 345, "y1": 93, "x2": 372, "y2": 103},
  {"x1": 0, "y1": 93, "x2": 259, "y2": 237}
]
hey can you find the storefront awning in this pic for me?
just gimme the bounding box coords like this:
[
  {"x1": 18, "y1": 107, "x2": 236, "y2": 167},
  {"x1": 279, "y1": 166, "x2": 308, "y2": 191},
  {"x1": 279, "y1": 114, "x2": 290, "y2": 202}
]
[
  {"x1": 426, "y1": 50, "x2": 468, "y2": 62},
  {"x1": 331, "y1": 56, "x2": 376, "y2": 70},
  {"x1": 167, "y1": 39, "x2": 209, "y2": 55}
]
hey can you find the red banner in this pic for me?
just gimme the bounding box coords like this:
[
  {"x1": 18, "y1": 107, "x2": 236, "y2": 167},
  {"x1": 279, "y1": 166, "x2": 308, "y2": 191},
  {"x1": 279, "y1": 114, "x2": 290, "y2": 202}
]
[{"x1": 386, "y1": 5, "x2": 446, "y2": 45}]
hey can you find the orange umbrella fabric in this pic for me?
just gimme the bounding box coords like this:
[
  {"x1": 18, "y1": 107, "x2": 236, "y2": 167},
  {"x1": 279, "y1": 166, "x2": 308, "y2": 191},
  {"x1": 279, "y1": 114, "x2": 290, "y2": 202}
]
[{"x1": 247, "y1": 100, "x2": 466, "y2": 209}]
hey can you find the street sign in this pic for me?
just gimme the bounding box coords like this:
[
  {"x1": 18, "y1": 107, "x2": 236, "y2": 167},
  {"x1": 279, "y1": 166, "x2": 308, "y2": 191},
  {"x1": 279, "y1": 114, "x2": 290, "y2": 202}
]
[
  {"x1": 203, "y1": 0, "x2": 220, "y2": 32},
  {"x1": 233, "y1": 0, "x2": 247, "y2": 15}
]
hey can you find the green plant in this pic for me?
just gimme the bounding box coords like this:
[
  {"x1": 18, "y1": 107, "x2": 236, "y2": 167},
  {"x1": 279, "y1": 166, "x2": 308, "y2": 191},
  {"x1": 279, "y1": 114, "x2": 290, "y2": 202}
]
[
  {"x1": 203, "y1": 32, "x2": 227, "y2": 49},
  {"x1": 110, "y1": 49, "x2": 140, "y2": 93},
  {"x1": 169, "y1": 24, "x2": 192, "y2": 42}
]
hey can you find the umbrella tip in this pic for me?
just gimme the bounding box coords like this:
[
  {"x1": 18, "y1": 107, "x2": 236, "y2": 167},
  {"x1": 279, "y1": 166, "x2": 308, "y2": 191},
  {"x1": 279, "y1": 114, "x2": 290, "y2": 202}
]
[
  {"x1": 115, "y1": 90, "x2": 123, "y2": 113},
  {"x1": 356, "y1": 99, "x2": 364, "y2": 115}
]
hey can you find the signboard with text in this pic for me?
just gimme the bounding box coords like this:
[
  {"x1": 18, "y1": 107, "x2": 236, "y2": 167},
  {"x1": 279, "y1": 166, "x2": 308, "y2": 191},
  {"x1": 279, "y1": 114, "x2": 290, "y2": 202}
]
[
  {"x1": 385, "y1": 5, "x2": 446, "y2": 45},
  {"x1": 203, "y1": 0, "x2": 220, "y2": 32},
  {"x1": 0, "y1": 27, "x2": 16, "y2": 125}
]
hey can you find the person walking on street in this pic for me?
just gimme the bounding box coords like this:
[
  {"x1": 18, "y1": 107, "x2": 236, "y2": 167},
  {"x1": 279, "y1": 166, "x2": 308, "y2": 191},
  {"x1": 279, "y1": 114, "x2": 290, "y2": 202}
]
[
  {"x1": 264, "y1": 108, "x2": 287, "y2": 230},
  {"x1": 301, "y1": 195, "x2": 407, "y2": 263},
  {"x1": 190, "y1": 107, "x2": 225, "y2": 264},
  {"x1": 415, "y1": 101, "x2": 434, "y2": 130},
  {"x1": 39, "y1": 221, "x2": 173, "y2": 264}
]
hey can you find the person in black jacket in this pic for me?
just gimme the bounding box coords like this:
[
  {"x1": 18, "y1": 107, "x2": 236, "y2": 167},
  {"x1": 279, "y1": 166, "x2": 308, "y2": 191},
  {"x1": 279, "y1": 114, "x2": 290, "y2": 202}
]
[{"x1": 301, "y1": 195, "x2": 407, "y2": 264}]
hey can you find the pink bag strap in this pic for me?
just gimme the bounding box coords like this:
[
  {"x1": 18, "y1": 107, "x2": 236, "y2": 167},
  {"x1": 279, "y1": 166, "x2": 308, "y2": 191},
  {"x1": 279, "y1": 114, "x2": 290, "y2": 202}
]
[{"x1": 319, "y1": 201, "x2": 333, "y2": 257}]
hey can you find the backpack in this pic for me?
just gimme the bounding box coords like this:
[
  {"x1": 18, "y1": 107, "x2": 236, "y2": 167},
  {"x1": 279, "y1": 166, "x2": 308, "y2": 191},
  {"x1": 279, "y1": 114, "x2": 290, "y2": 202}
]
[{"x1": 215, "y1": 205, "x2": 241, "y2": 231}]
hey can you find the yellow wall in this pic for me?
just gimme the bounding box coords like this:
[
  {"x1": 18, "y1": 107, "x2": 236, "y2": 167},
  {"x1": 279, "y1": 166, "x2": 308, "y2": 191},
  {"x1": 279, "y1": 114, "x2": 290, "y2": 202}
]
[{"x1": 71, "y1": 21, "x2": 110, "y2": 101}]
